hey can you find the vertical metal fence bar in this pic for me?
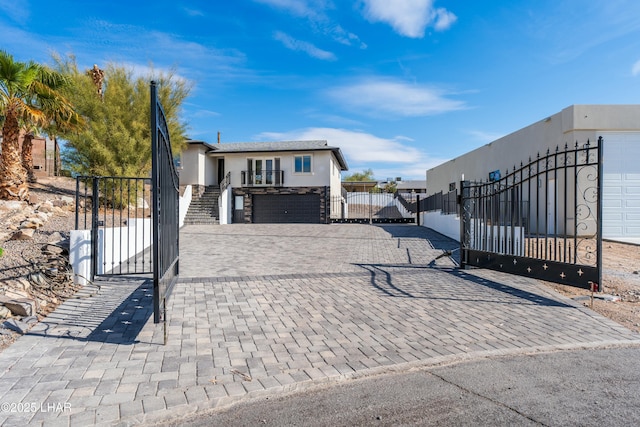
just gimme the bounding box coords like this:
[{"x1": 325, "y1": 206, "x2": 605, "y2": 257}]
[
  {"x1": 596, "y1": 137, "x2": 603, "y2": 292},
  {"x1": 91, "y1": 178, "x2": 99, "y2": 280},
  {"x1": 563, "y1": 145, "x2": 568, "y2": 263},
  {"x1": 573, "y1": 142, "x2": 578, "y2": 264},
  {"x1": 553, "y1": 147, "x2": 558, "y2": 261}
]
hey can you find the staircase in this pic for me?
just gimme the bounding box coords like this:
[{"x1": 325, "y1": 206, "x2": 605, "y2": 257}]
[{"x1": 184, "y1": 186, "x2": 220, "y2": 225}]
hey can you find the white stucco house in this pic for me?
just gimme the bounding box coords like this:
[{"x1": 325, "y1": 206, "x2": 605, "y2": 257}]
[
  {"x1": 423, "y1": 105, "x2": 640, "y2": 243},
  {"x1": 179, "y1": 140, "x2": 348, "y2": 223}
]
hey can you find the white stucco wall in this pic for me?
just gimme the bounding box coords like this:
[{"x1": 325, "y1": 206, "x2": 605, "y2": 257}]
[
  {"x1": 423, "y1": 105, "x2": 640, "y2": 241},
  {"x1": 426, "y1": 105, "x2": 640, "y2": 195},
  {"x1": 179, "y1": 144, "x2": 208, "y2": 187},
  {"x1": 220, "y1": 150, "x2": 335, "y2": 189}
]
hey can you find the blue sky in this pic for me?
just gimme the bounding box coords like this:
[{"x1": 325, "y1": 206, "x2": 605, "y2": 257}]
[{"x1": 2, "y1": 1, "x2": 640, "y2": 180}]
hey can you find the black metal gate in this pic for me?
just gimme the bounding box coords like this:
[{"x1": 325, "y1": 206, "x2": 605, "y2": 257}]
[
  {"x1": 460, "y1": 138, "x2": 603, "y2": 291},
  {"x1": 151, "y1": 81, "x2": 179, "y2": 324},
  {"x1": 330, "y1": 190, "x2": 416, "y2": 223},
  {"x1": 75, "y1": 176, "x2": 153, "y2": 278}
]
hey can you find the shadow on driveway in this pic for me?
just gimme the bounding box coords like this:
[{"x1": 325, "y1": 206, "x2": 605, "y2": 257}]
[
  {"x1": 27, "y1": 277, "x2": 156, "y2": 345},
  {"x1": 356, "y1": 262, "x2": 573, "y2": 308}
]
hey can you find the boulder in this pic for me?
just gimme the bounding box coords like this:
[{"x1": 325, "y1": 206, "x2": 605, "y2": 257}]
[
  {"x1": 0, "y1": 306, "x2": 12, "y2": 319},
  {"x1": 0, "y1": 297, "x2": 36, "y2": 317},
  {"x1": 19, "y1": 217, "x2": 44, "y2": 229},
  {"x1": 3, "y1": 287, "x2": 31, "y2": 300},
  {"x1": 1, "y1": 200, "x2": 26, "y2": 211},
  {"x1": 14, "y1": 278, "x2": 32, "y2": 292},
  {"x1": 48, "y1": 232, "x2": 65, "y2": 244},
  {"x1": 35, "y1": 212, "x2": 51, "y2": 222},
  {"x1": 10, "y1": 229, "x2": 35, "y2": 240},
  {"x1": 37, "y1": 201, "x2": 54, "y2": 213},
  {"x1": 60, "y1": 196, "x2": 74, "y2": 205}
]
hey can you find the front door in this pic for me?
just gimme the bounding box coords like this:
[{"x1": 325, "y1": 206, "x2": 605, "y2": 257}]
[{"x1": 217, "y1": 158, "x2": 225, "y2": 184}]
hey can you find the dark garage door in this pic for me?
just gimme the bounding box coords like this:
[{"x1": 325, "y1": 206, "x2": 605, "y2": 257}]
[{"x1": 253, "y1": 194, "x2": 321, "y2": 223}]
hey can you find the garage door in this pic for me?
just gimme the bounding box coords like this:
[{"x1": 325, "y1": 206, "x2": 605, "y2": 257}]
[
  {"x1": 601, "y1": 133, "x2": 640, "y2": 238},
  {"x1": 253, "y1": 194, "x2": 321, "y2": 223}
]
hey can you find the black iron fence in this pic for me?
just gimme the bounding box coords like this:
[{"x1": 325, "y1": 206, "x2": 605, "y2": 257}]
[
  {"x1": 75, "y1": 176, "x2": 153, "y2": 278},
  {"x1": 418, "y1": 190, "x2": 458, "y2": 215},
  {"x1": 151, "y1": 81, "x2": 180, "y2": 324},
  {"x1": 460, "y1": 139, "x2": 603, "y2": 290}
]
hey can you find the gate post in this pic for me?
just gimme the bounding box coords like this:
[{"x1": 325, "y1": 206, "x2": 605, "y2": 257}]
[
  {"x1": 596, "y1": 136, "x2": 604, "y2": 292},
  {"x1": 459, "y1": 180, "x2": 470, "y2": 269},
  {"x1": 90, "y1": 177, "x2": 99, "y2": 280},
  {"x1": 416, "y1": 194, "x2": 420, "y2": 226}
]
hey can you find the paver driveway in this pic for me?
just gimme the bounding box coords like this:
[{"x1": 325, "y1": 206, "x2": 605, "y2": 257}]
[{"x1": 0, "y1": 224, "x2": 638, "y2": 426}]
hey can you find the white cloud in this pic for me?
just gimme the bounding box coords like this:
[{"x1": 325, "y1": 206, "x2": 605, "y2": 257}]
[
  {"x1": 255, "y1": 127, "x2": 446, "y2": 179},
  {"x1": 273, "y1": 31, "x2": 337, "y2": 61},
  {"x1": 0, "y1": 0, "x2": 29, "y2": 24},
  {"x1": 432, "y1": 7, "x2": 457, "y2": 31},
  {"x1": 360, "y1": 0, "x2": 456, "y2": 38},
  {"x1": 633, "y1": 59, "x2": 640, "y2": 76},
  {"x1": 255, "y1": 0, "x2": 366, "y2": 49},
  {"x1": 183, "y1": 7, "x2": 205, "y2": 17},
  {"x1": 466, "y1": 130, "x2": 505, "y2": 143},
  {"x1": 254, "y1": 0, "x2": 321, "y2": 19},
  {"x1": 257, "y1": 127, "x2": 421, "y2": 163},
  {"x1": 326, "y1": 77, "x2": 466, "y2": 117}
]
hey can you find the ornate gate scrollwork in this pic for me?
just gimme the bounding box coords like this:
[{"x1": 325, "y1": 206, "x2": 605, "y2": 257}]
[{"x1": 460, "y1": 138, "x2": 602, "y2": 291}]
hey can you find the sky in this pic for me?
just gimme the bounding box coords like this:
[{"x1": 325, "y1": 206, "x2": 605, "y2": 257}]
[{"x1": 2, "y1": 0, "x2": 640, "y2": 180}]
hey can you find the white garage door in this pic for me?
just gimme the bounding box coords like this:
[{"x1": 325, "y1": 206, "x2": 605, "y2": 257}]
[{"x1": 601, "y1": 132, "x2": 640, "y2": 239}]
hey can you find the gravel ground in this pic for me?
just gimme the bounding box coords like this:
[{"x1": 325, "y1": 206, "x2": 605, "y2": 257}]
[{"x1": 0, "y1": 177, "x2": 79, "y2": 350}]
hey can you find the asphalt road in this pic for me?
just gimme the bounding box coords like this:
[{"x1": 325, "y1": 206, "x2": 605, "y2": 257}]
[{"x1": 159, "y1": 346, "x2": 640, "y2": 427}]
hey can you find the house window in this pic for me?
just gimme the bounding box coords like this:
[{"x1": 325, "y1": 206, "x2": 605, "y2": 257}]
[{"x1": 294, "y1": 155, "x2": 312, "y2": 174}]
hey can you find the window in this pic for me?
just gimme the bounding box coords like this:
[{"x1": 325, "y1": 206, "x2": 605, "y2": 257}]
[{"x1": 294, "y1": 154, "x2": 312, "y2": 174}]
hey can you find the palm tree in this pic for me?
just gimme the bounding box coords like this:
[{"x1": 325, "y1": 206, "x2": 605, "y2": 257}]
[{"x1": 0, "y1": 50, "x2": 78, "y2": 200}]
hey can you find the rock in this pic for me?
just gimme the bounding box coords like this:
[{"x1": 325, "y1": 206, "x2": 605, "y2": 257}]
[
  {"x1": 3, "y1": 288, "x2": 31, "y2": 300},
  {"x1": 28, "y1": 193, "x2": 39, "y2": 205},
  {"x1": 35, "y1": 212, "x2": 50, "y2": 222},
  {"x1": 0, "y1": 306, "x2": 12, "y2": 319},
  {"x1": 15, "y1": 278, "x2": 32, "y2": 292},
  {"x1": 29, "y1": 272, "x2": 47, "y2": 287},
  {"x1": 9, "y1": 229, "x2": 35, "y2": 240},
  {"x1": 0, "y1": 296, "x2": 36, "y2": 317},
  {"x1": 137, "y1": 197, "x2": 149, "y2": 209},
  {"x1": 19, "y1": 217, "x2": 44, "y2": 229},
  {"x1": 60, "y1": 196, "x2": 74, "y2": 205},
  {"x1": 0, "y1": 232, "x2": 10, "y2": 242},
  {"x1": 37, "y1": 201, "x2": 54, "y2": 213},
  {"x1": 1, "y1": 200, "x2": 26, "y2": 210},
  {"x1": 3, "y1": 318, "x2": 30, "y2": 334},
  {"x1": 43, "y1": 244, "x2": 65, "y2": 257},
  {"x1": 48, "y1": 232, "x2": 64, "y2": 244}
]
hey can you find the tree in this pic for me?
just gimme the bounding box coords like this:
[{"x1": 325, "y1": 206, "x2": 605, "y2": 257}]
[
  {"x1": 0, "y1": 50, "x2": 78, "y2": 200},
  {"x1": 55, "y1": 55, "x2": 190, "y2": 177},
  {"x1": 343, "y1": 168, "x2": 375, "y2": 182}
]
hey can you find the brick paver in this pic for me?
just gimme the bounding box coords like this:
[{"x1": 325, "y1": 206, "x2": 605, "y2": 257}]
[{"x1": 0, "y1": 224, "x2": 638, "y2": 426}]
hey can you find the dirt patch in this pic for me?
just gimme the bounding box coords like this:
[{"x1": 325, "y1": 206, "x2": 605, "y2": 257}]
[{"x1": 541, "y1": 241, "x2": 640, "y2": 333}]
